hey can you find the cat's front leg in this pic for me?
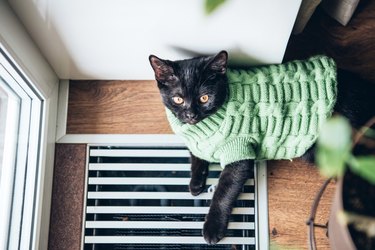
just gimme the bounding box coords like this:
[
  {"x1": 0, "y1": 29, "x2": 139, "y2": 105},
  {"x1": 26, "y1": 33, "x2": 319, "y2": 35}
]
[
  {"x1": 203, "y1": 159, "x2": 253, "y2": 244},
  {"x1": 189, "y1": 153, "x2": 209, "y2": 196}
]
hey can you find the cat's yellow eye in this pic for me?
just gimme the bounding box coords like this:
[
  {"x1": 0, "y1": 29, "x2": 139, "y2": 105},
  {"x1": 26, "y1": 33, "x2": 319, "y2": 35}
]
[
  {"x1": 173, "y1": 96, "x2": 184, "y2": 105},
  {"x1": 200, "y1": 95, "x2": 209, "y2": 103}
]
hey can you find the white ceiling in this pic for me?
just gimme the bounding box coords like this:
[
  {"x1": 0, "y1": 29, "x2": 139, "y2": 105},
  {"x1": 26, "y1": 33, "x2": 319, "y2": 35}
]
[{"x1": 8, "y1": 0, "x2": 301, "y2": 80}]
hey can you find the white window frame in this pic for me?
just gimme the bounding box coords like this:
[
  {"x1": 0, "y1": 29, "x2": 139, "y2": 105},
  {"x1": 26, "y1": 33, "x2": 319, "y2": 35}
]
[
  {"x1": 0, "y1": 49, "x2": 43, "y2": 250},
  {"x1": 0, "y1": 1, "x2": 59, "y2": 249}
]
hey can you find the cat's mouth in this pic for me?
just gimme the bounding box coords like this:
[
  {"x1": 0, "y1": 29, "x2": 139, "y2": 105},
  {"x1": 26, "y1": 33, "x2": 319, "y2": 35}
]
[
  {"x1": 182, "y1": 117, "x2": 199, "y2": 125},
  {"x1": 186, "y1": 120, "x2": 199, "y2": 125},
  {"x1": 180, "y1": 113, "x2": 201, "y2": 125}
]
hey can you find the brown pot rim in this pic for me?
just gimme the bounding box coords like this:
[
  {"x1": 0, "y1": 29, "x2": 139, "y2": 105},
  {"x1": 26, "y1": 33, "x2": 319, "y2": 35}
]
[{"x1": 328, "y1": 176, "x2": 356, "y2": 250}]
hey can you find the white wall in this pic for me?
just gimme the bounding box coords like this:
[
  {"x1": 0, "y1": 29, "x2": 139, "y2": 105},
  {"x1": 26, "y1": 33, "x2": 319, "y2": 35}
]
[{"x1": 8, "y1": 0, "x2": 301, "y2": 80}]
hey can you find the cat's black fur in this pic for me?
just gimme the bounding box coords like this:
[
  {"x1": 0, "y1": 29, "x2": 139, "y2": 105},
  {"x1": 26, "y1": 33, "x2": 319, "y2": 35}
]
[
  {"x1": 149, "y1": 52, "x2": 228, "y2": 125},
  {"x1": 149, "y1": 51, "x2": 375, "y2": 244}
]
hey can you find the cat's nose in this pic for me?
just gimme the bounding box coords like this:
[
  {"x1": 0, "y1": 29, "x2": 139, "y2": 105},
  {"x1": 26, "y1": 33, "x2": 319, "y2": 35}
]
[{"x1": 186, "y1": 112, "x2": 197, "y2": 119}]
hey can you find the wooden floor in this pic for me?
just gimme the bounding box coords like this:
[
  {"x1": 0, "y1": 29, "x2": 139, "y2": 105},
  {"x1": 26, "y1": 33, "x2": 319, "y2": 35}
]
[
  {"x1": 267, "y1": 160, "x2": 335, "y2": 249},
  {"x1": 67, "y1": 80, "x2": 173, "y2": 134},
  {"x1": 53, "y1": 3, "x2": 375, "y2": 249},
  {"x1": 67, "y1": 80, "x2": 172, "y2": 134}
]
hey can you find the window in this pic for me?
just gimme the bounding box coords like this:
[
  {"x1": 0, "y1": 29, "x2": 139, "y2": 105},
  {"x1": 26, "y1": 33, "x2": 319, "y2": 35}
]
[{"x1": 0, "y1": 49, "x2": 43, "y2": 249}]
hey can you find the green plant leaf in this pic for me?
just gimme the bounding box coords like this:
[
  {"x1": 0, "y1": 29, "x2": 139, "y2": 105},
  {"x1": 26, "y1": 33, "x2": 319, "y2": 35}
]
[
  {"x1": 204, "y1": 0, "x2": 227, "y2": 15},
  {"x1": 316, "y1": 116, "x2": 352, "y2": 178},
  {"x1": 350, "y1": 156, "x2": 375, "y2": 185},
  {"x1": 318, "y1": 116, "x2": 352, "y2": 150},
  {"x1": 317, "y1": 146, "x2": 348, "y2": 177}
]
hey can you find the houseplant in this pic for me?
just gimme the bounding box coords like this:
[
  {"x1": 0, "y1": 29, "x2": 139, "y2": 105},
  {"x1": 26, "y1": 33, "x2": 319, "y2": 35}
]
[{"x1": 316, "y1": 116, "x2": 375, "y2": 249}]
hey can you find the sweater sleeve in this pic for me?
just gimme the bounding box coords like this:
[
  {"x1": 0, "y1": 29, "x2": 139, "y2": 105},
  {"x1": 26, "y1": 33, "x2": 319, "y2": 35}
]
[{"x1": 217, "y1": 138, "x2": 256, "y2": 167}]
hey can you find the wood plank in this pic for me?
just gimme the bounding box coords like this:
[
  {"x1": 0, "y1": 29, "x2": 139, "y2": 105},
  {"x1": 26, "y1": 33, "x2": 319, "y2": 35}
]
[
  {"x1": 67, "y1": 80, "x2": 172, "y2": 134},
  {"x1": 268, "y1": 159, "x2": 335, "y2": 249}
]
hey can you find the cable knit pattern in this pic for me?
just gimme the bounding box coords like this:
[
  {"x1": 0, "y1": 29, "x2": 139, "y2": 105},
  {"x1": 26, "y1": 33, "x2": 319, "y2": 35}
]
[{"x1": 166, "y1": 55, "x2": 338, "y2": 167}]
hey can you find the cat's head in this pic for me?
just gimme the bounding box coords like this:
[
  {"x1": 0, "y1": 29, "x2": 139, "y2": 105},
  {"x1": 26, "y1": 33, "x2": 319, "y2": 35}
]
[{"x1": 149, "y1": 51, "x2": 228, "y2": 125}]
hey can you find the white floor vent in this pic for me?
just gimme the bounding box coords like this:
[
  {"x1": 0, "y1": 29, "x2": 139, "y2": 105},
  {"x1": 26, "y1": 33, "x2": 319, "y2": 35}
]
[{"x1": 82, "y1": 142, "x2": 268, "y2": 250}]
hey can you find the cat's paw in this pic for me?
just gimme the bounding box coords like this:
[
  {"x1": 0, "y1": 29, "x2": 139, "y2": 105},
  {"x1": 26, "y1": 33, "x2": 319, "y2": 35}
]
[
  {"x1": 189, "y1": 178, "x2": 206, "y2": 196},
  {"x1": 203, "y1": 217, "x2": 226, "y2": 245}
]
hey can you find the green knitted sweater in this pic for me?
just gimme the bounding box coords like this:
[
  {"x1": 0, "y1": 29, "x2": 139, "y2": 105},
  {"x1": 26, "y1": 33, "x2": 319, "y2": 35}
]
[{"x1": 166, "y1": 55, "x2": 338, "y2": 167}]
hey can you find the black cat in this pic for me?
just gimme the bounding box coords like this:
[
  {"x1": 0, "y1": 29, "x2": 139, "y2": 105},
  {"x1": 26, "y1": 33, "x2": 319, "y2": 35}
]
[{"x1": 148, "y1": 51, "x2": 375, "y2": 244}]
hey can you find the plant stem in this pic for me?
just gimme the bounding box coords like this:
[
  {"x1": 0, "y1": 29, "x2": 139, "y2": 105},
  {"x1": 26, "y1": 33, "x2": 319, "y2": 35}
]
[
  {"x1": 306, "y1": 178, "x2": 333, "y2": 250},
  {"x1": 352, "y1": 116, "x2": 375, "y2": 148}
]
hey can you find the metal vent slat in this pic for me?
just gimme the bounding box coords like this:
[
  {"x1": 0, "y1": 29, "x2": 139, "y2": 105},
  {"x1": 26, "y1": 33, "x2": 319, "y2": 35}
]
[
  {"x1": 89, "y1": 163, "x2": 222, "y2": 171},
  {"x1": 90, "y1": 149, "x2": 190, "y2": 157},
  {"x1": 86, "y1": 206, "x2": 255, "y2": 215},
  {"x1": 89, "y1": 163, "x2": 192, "y2": 171},
  {"x1": 88, "y1": 191, "x2": 254, "y2": 200},
  {"x1": 88, "y1": 177, "x2": 254, "y2": 186},
  {"x1": 86, "y1": 221, "x2": 255, "y2": 230},
  {"x1": 83, "y1": 145, "x2": 259, "y2": 250},
  {"x1": 85, "y1": 236, "x2": 255, "y2": 245}
]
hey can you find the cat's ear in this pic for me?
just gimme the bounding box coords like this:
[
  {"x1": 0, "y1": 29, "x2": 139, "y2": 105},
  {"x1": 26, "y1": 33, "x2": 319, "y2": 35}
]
[
  {"x1": 149, "y1": 55, "x2": 175, "y2": 82},
  {"x1": 207, "y1": 50, "x2": 228, "y2": 75}
]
